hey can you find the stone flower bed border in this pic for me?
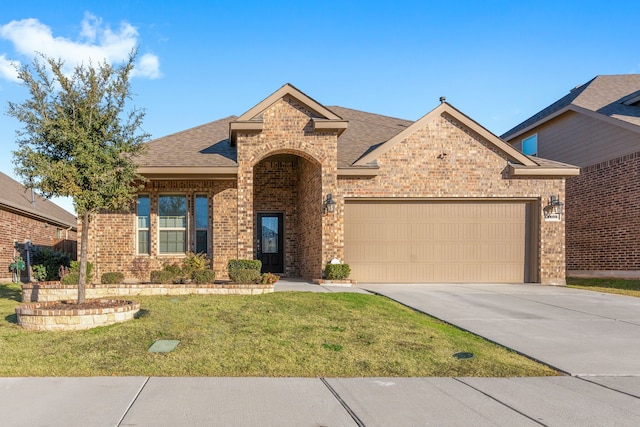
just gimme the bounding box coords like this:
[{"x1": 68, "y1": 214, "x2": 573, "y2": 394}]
[
  {"x1": 15, "y1": 299, "x2": 140, "y2": 331},
  {"x1": 22, "y1": 282, "x2": 275, "y2": 303}
]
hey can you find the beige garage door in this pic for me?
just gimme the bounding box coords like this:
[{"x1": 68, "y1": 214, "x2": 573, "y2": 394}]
[{"x1": 344, "y1": 201, "x2": 534, "y2": 283}]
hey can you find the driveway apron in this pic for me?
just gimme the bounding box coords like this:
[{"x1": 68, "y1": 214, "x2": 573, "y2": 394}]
[{"x1": 360, "y1": 283, "x2": 640, "y2": 376}]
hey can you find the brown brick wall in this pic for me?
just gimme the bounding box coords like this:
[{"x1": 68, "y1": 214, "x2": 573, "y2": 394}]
[
  {"x1": 236, "y1": 97, "x2": 337, "y2": 279},
  {"x1": 338, "y1": 113, "x2": 567, "y2": 284},
  {"x1": 85, "y1": 180, "x2": 237, "y2": 283},
  {"x1": 566, "y1": 151, "x2": 640, "y2": 271},
  {"x1": 0, "y1": 207, "x2": 77, "y2": 281}
]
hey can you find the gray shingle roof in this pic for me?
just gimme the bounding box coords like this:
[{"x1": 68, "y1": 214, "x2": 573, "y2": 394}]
[
  {"x1": 137, "y1": 116, "x2": 238, "y2": 167},
  {"x1": 136, "y1": 108, "x2": 413, "y2": 169},
  {"x1": 0, "y1": 171, "x2": 77, "y2": 229},
  {"x1": 502, "y1": 74, "x2": 640, "y2": 139}
]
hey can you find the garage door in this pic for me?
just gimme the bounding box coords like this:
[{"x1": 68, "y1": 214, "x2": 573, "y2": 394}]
[{"x1": 344, "y1": 201, "x2": 535, "y2": 283}]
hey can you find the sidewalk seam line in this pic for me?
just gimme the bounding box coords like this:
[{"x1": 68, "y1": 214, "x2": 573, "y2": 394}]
[
  {"x1": 453, "y1": 378, "x2": 548, "y2": 427},
  {"x1": 577, "y1": 376, "x2": 640, "y2": 400},
  {"x1": 319, "y1": 378, "x2": 366, "y2": 427},
  {"x1": 117, "y1": 376, "x2": 150, "y2": 426}
]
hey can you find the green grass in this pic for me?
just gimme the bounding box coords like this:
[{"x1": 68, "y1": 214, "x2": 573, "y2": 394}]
[
  {"x1": 0, "y1": 283, "x2": 556, "y2": 377},
  {"x1": 567, "y1": 277, "x2": 640, "y2": 297}
]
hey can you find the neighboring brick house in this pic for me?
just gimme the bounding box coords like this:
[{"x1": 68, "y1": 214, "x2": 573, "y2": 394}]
[
  {"x1": 502, "y1": 75, "x2": 640, "y2": 279},
  {"x1": 86, "y1": 84, "x2": 578, "y2": 285},
  {"x1": 0, "y1": 171, "x2": 77, "y2": 282}
]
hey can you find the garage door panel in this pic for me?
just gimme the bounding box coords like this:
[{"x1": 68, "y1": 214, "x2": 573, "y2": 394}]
[{"x1": 344, "y1": 201, "x2": 533, "y2": 283}]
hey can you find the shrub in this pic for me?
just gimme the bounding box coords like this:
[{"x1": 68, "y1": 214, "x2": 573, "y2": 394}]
[
  {"x1": 31, "y1": 247, "x2": 71, "y2": 281},
  {"x1": 150, "y1": 270, "x2": 176, "y2": 284},
  {"x1": 162, "y1": 264, "x2": 182, "y2": 275},
  {"x1": 70, "y1": 260, "x2": 93, "y2": 283},
  {"x1": 227, "y1": 259, "x2": 261, "y2": 274},
  {"x1": 229, "y1": 268, "x2": 261, "y2": 284},
  {"x1": 183, "y1": 252, "x2": 210, "y2": 271},
  {"x1": 101, "y1": 272, "x2": 125, "y2": 284},
  {"x1": 260, "y1": 272, "x2": 280, "y2": 284},
  {"x1": 192, "y1": 269, "x2": 216, "y2": 284},
  {"x1": 324, "y1": 263, "x2": 351, "y2": 280},
  {"x1": 31, "y1": 264, "x2": 47, "y2": 282},
  {"x1": 61, "y1": 272, "x2": 79, "y2": 285}
]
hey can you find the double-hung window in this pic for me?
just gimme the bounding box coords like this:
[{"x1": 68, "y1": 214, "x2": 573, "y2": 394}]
[
  {"x1": 159, "y1": 195, "x2": 187, "y2": 254},
  {"x1": 137, "y1": 195, "x2": 150, "y2": 255},
  {"x1": 195, "y1": 195, "x2": 209, "y2": 254}
]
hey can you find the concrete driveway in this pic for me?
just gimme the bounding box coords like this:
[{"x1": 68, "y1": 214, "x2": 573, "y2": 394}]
[{"x1": 360, "y1": 283, "x2": 640, "y2": 376}]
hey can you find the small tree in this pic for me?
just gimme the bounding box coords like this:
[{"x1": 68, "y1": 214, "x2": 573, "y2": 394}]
[{"x1": 8, "y1": 52, "x2": 148, "y2": 303}]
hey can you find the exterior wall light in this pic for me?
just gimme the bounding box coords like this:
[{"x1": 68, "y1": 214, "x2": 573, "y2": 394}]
[
  {"x1": 323, "y1": 194, "x2": 336, "y2": 214},
  {"x1": 543, "y1": 195, "x2": 564, "y2": 222}
]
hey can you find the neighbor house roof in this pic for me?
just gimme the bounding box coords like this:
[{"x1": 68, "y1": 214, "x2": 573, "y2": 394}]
[
  {"x1": 0, "y1": 171, "x2": 77, "y2": 229},
  {"x1": 502, "y1": 74, "x2": 640, "y2": 140}
]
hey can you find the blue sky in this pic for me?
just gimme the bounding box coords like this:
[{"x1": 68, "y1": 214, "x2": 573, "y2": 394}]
[{"x1": 1, "y1": 1, "x2": 639, "y2": 214}]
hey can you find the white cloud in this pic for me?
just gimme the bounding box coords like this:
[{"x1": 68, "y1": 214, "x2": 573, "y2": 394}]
[
  {"x1": 0, "y1": 13, "x2": 160, "y2": 80},
  {"x1": 0, "y1": 54, "x2": 20, "y2": 82}
]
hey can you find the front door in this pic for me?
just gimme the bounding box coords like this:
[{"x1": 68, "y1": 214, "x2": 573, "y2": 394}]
[{"x1": 257, "y1": 213, "x2": 284, "y2": 274}]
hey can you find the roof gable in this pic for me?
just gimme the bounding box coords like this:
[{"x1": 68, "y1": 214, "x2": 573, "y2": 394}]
[
  {"x1": 230, "y1": 83, "x2": 348, "y2": 145},
  {"x1": 502, "y1": 74, "x2": 640, "y2": 140},
  {"x1": 354, "y1": 102, "x2": 537, "y2": 167}
]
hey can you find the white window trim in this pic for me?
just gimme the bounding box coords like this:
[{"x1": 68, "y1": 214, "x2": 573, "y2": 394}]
[
  {"x1": 136, "y1": 194, "x2": 150, "y2": 255},
  {"x1": 158, "y1": 194, "x2": 188, "y2": 255}
]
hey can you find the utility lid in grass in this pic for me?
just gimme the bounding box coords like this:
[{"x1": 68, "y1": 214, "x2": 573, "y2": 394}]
[{"x1": 149, "y1": 340, "x2": 180, "y2": 353}]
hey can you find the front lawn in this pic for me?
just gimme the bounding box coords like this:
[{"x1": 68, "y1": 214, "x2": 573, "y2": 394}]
[
  {"x1": 567, "y1": 277, "x2": 640, "y2": 298},
  {"x1": 0, "y1": 283, "x2": 556, "y2": 377}
]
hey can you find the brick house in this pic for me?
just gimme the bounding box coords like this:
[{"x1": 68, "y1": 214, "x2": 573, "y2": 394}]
[
  {"x1": 0, "y1": 171, "x2": 77, "y2": 282},
  {"x1": 86, "y1": 84, "x2": 578, "y2": 285},
  {"x1": 502, "y1": 75, "x2": 640, "y2": 279}
]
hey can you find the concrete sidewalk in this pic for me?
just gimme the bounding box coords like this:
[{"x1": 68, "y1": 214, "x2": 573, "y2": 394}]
[
  {"x1": 2, "y1": 376, "x2": 640, "y2": 426},
  {"x1": 360, "y1": 283, "x2": 640, "y2": 376}
]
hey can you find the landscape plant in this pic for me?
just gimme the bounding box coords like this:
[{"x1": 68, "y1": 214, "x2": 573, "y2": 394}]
[
  {"x1": 8, "y1": 52, "x2": 148, "y2": 303},
  {"x1": 101, "y1": 272, "x2": 125, "y2": 285},
  {"x1": 31, "y1": 247, "x2": 71, "y2": 281},
  {"x1": 324, "y1": 263, "x2": 351, "y2": 280}
]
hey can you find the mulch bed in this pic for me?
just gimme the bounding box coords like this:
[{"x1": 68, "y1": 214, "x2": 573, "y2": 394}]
[{"x1": 39, "y1": 299, "x2": 134, "y2": 311}]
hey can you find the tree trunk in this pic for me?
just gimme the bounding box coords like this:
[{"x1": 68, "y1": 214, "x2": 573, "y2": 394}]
[{"x1": 78, "y1": 211, "x2": 90, "y2": 304}]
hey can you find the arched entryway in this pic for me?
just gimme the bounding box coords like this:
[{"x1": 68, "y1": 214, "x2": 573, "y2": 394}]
[{"x1": 253, "y1": 152, "x2": 323, "y2": 278}]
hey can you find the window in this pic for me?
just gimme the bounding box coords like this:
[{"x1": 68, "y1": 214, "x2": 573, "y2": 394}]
[
  {"x1": 159, "y1": 195, "x2": 187, "y2": 254},
  {"x1": 137, "y1": 195, "x2": 150, "y2": 254},
  {"x1": 522, "y1": 134, "x2": 538, "y2": 156},
  {"x1": 195, "y1": 195, "x2": 208, "y2": 254}
]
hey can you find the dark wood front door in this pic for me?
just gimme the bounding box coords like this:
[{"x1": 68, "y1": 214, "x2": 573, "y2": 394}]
[{"x1": 257, "y1": 213, "x2": 284, "y2": 274}]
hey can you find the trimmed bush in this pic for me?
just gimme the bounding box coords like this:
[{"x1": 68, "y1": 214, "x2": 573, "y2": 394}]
[
  {"x1": 192, "y1": 269, "x2": 216, "y2": 284},
  {"x1": 150, "y1": 270, "x2": 176, "y2": 284},
  {"x1": 229, "y1": 268, "x2": 261, "y2": 284},
  {"x1": 101, "y1": 272, "x2": 125, "y2": 284},
  {"x1": 162, "y1": 264, "x2": 182, "y2": 275},
  {"x1": 227, "y1": 259, "x2": 262, "y2": 273},
  {"x1": 61, "y1": 272, "x2": 79, "y2": 285},
  {"x1": 260, "y1": 272, "x2": 280, "y2": 284},
  {"x1": 324, "y1": 263, "x2": 351, "y2": 280}
]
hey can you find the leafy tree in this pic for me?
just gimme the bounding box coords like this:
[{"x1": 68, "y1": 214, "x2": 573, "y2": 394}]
[{"x1": 8, "y1": 52, "x2": 148, "y2": 303}]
